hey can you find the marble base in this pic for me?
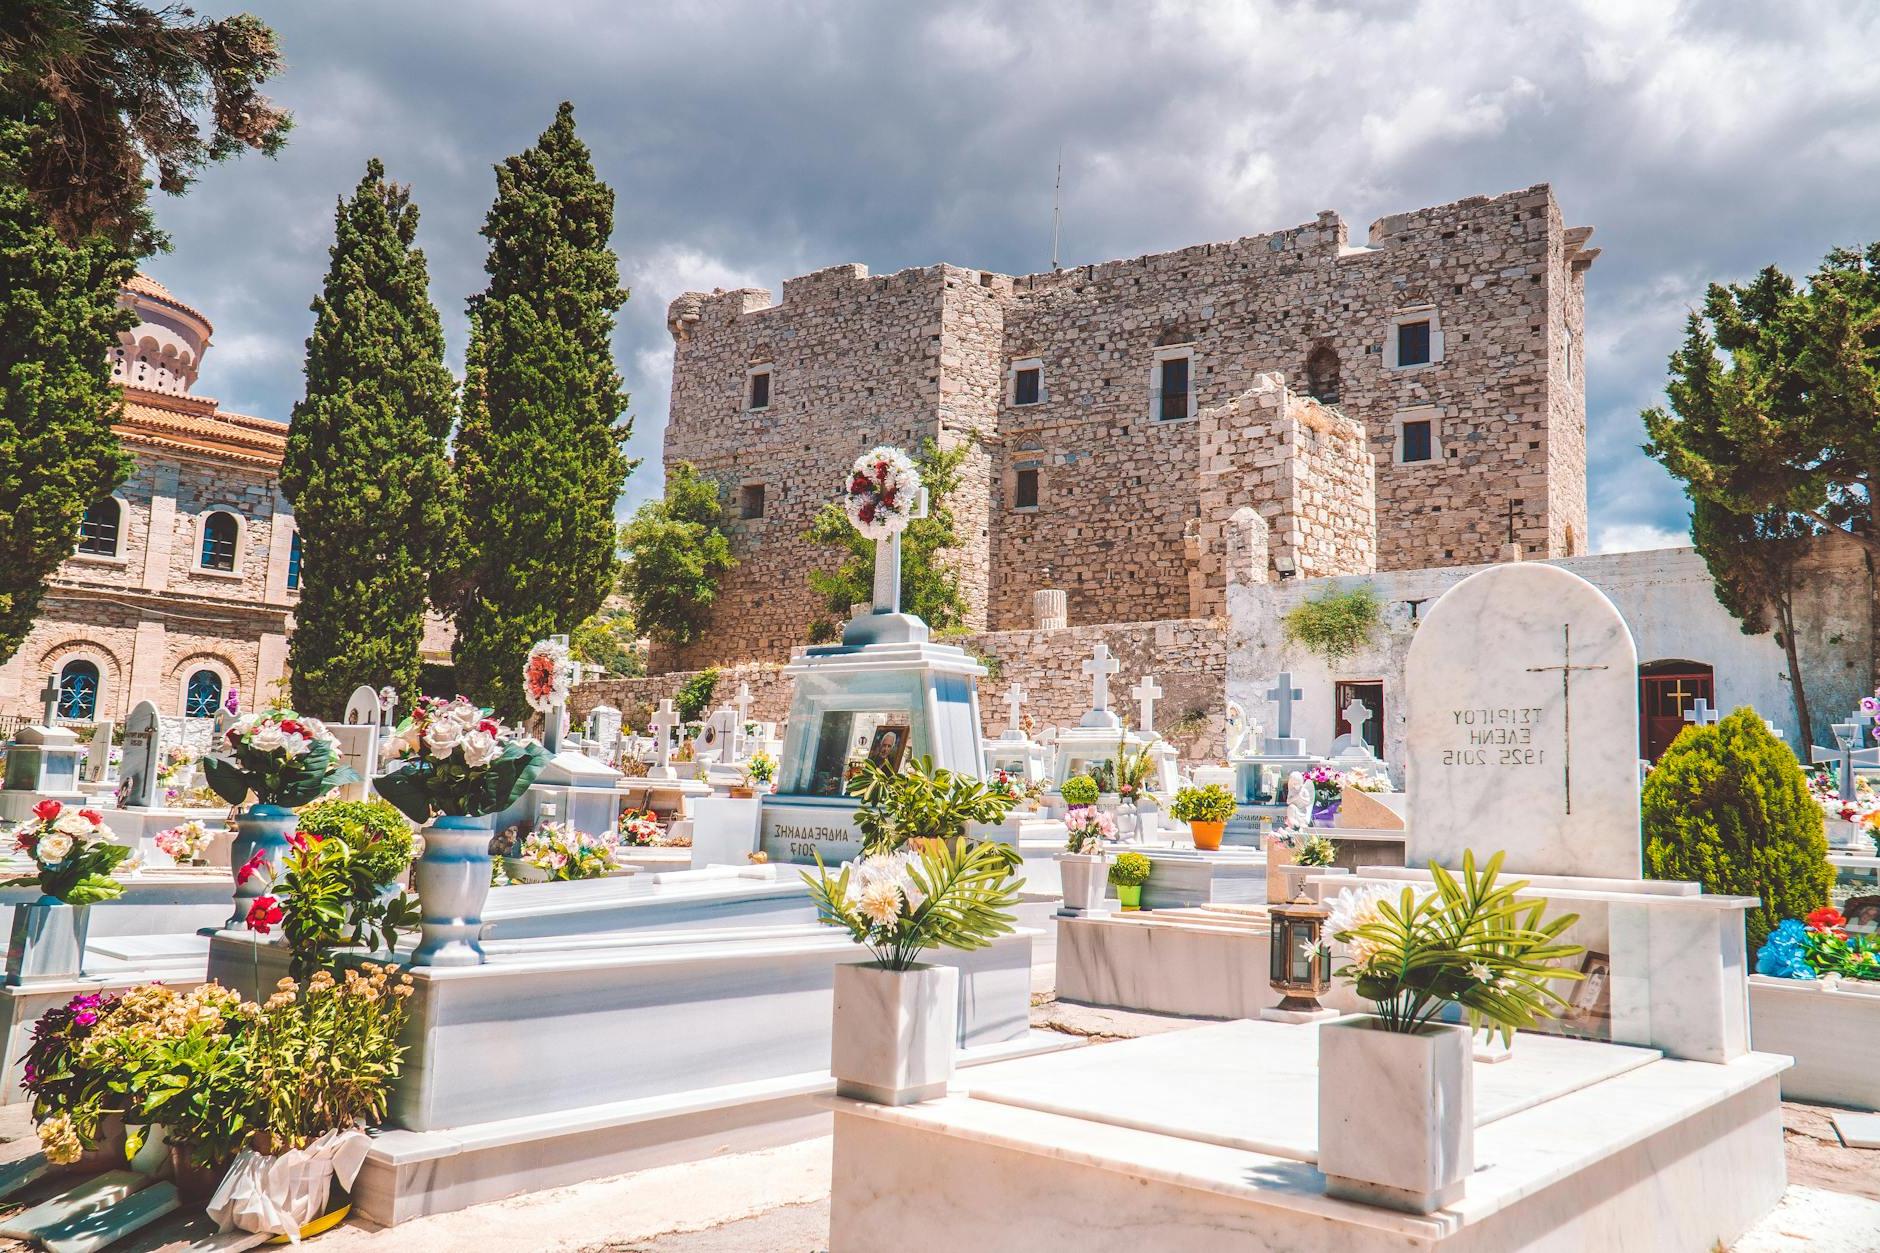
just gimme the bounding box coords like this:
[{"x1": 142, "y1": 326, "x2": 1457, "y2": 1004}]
[
  {"x1": 689, "y1": 795, "x2": 762, "y2": 868},
  {"x1": 1260, "y1": 1005, "x2": 1339, "y2": 1024},
  {"x1": 1748, "y1": 974, "x2": 1880, "y2": 1110},
  {"x1": 1319, "y1": 1017, "x2": 1472, "y2": 1213},
  {"x1": 1832, "y1": 1110, "x2": 1880, "y2": 1149},
  {"x1": 828, "y1": 1019, "x2": 1790, "y2": 1252},
  {"x1": 831, "y1": 961, "x2": 957, "y2": 1105},
  {"x1": 1139, "y1": 848, "x2": 1267, "y2": 910}
]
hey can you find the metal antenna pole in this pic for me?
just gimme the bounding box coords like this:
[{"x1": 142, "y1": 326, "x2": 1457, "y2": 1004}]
[{"x1": 1051, "y1": 148, "x2": 1063, "y2": 272}]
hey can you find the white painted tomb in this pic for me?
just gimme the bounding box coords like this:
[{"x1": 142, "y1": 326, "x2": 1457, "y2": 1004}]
[
  {"x1": 1748, "y1": 973, "x2": 1880, "y2": 1111},
  {"x1": 0, "y1": 675, "x2": 85, "y2": 822}
]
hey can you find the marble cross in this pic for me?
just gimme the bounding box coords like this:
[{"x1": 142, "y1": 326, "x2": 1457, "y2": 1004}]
[
  {"x1": 869, "y1": 487, "x2": 930, "y2": 615},
  {"x1": 543, "y1": 634, "x2": 572, "y2": 753},
  {"x1": 1764, "y1": 718, "x2": 1783, "y2": 741},
  {"x1": 1004, "y1": 684, "x2": 1028, "y2": 735},
  {"x1": 1083, "y1": 644, "x2": 1120, "y2": 715},
  {"x1": 1525, "y1": 624, "x2": 1610, "y2": 817},
  {"x1": 734, "y1": 681, "x2": 754, "y2": 727},
  {"x1": 1265, "y1": 673, "x2": 1303, "y2": 742},
  {"x1": 1683, "y1": 698, "x2": 1718, "y2": 727},
  {"x1": 1131, "y1": 675, "x2": 1163, "y2": 735},
  {"x1": 649, "y1": 699, "x2": 678, "y2": 771},
  {"x1": 1341, "y1": 696, "x2": 1372, "y2": 745},
  {"x1": 38, "y1": 673, "x2": 60, "y2": 726}
]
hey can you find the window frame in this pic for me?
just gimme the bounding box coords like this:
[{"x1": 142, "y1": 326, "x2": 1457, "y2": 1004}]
[
  {"x1": 1008, "y1": 357, "x2": 1045, "y2": 407},
  {"x1": 183, "y1": 667, "x2": 226, "y2": 719},
  {"x1": 1012, "y1": 462, "x2": 1041, "y2": 511},
  {"x1": 745, "y1": 365, "x2": 772, "y2": 413},
  {"x1": 56, "y1": 658, "x2": 103, "y2": 721},
  {"x1": 1150, "y1": 345, "x2": 1196, "y2": 423},
  {"x1": 193, "y1": 508, "x2": 245, "y2": 578},
  {"x1": 74, "y1": 496, "x2": 127, "y2": 562},
  {"x1": 1394, "y1": 408, "x2": 1444, "y2": 466},
  {"x1": 738, "y1": 481, "x2": 767, "y2": 521},
  {"x1": 1383, "y1": 306, "x2": 1444, "y2": 372}
]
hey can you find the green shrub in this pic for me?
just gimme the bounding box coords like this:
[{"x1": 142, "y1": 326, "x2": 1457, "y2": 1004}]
[
  {"x1": 1109, "y1": 851, "x2": 1152, "y2": 888},
  {"x1": 1061, "y1": 775, "x2": 1099, "y2": 807},
  {"x1": 1282, "y1": 585, "x2": 1381, "y2": 664},
  {"x1": 294, "y1": 798, "x2": 415, "y2": 887},
  {"x1": 1642, "y1": 707, "x2": 1832, "y2": 950},
  {"x1": 1170, "y1": 784, "x2": 1236, "y2": 824},
  {"x1": 674, "y1": 667, "x2": 720, "y2": 722}
]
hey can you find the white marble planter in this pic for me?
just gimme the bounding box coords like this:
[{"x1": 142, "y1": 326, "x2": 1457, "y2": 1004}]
[
  {"x1": 4, "y1": 899, "x2": 90, "y2": 986},
  {"x1": 1749, "y1": 973, "x2": 1880, "y2": 1109},
  {"x1": 1277, "y1": 862, "x2": 1347, "y2": 901},
  {"x1": 1056, "y1": 852, "x2": 1109, "y2": 915},
  {"x1": 412, "y1": 814, "x2": 495, "y2": 967},
  {"x1": 1318, "y1": 1015, "x2": 1473, "y2": 1214},
  {"x1": 1263, "y1": 833, "x2": 1294, "y2": 903},
  {"x1": 830, "y1": 960, "x2": 959, "y2": 1106}
]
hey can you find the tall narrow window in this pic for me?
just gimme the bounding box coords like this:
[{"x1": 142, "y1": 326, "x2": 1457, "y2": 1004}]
[
  {"x1": 1305, "y1": 345, "x2": 1340, "y2": 405},
  {"x1": 747, "y1": 368, "x2": 771, "y2": 411},
  {"x1": 77, "y1": 499, "x2": 121, "y2": 556},
  {"x1": 1396, "y1": 320, "x2": 1432, "y2": 367},
  {"x1": 1013, "y1": 366, "x2": 1041, "y2": 406},
  {"x1": 1014, "y1": 465, "x2": 1040, "y2": 509},
  {"x1": 1401, "y1": 419, "x2": 1434, "y2": 463},
  {"x1": 1157, "y1": 353, "x2": 1191, "y2": 421},
  {"x1": 185, "y1": 669, "x2": 223, "y2": 718},
  {"x1": 739, "y1": 483, "x2": 766, "y2": 519},
  {"x1": 58, "y1": 660, "x2": 100, "y2": 720},
  {"x1": 286, "y1": 531, "x2": 302, "y2": 590},
  {"x1": 200, "y1": 511, "x2": 239, "y2": 571}
]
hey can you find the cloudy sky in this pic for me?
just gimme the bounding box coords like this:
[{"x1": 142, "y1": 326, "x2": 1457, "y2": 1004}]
[{"x1": 141, "y1": 0, "x2": 1880, "y2": 552}]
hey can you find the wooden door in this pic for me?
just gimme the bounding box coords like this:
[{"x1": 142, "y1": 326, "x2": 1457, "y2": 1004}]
[{"x1": 1639, "y1": 667, "x2": 1713, "y2": 761}]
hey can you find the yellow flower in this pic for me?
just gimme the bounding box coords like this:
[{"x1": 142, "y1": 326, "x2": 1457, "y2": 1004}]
[
  {"x1": 857, "y1": 880, "x2": 904, "y2": 928},
  {"x1": 37, "y1": 1114, "x2": 82, "y2": 1166}
]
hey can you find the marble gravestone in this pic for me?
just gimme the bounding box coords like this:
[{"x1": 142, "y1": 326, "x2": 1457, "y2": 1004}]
[
  {"x1": 119, "y1": 700, "x2": 163, "y2": 809},
  {"x1": 84, "y1": 718, "x2": 116, "y2": 783},
  {"x1": 333, "y1": 686, "x2": 384, "y2": 802},
  {"x1": 1405, "y1": 563, "x2": 1641, "y2": 879}
]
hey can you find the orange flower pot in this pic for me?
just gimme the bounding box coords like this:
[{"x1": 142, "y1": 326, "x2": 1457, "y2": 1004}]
[{"x1": 1190, "y1": 820, "x2": 1225, "y2": 851}]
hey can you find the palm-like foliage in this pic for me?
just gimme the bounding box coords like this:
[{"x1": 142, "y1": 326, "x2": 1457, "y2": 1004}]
[
  {"x1": 804, "y1": 837, "x2": 1023, "y2": 971},
  {"x1": 847, "y1": 756, "x2": 1012, "y2": 853},
  {"x1": 1331, "y1": 851, "x2": 1584, "y2": 1043}
]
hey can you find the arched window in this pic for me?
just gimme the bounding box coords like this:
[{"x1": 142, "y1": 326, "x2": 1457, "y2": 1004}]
[
  {"x1": 200, "y1": 510, "x2": 239, "y2": 572},
  {"x1": 185, "y1": 669, "x2": 224, "y2": 718},
  {"x1": 1305, "y1": 344, "x2": 1340, "y2": 405},
  {"x1": 58, "y1": 660, "x2": 100, "y2": 720},
  {"x1": 286, "y1": 531, "x2": 303, "y2": 590}
]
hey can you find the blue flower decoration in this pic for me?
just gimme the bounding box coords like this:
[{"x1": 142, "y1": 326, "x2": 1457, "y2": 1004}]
[{"x1": 1755, "y1": 919, "x2": 1816, "y2": 980}]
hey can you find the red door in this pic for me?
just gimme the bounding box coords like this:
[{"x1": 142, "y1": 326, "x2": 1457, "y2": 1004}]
[{"x1": 1639, "y1": 666, "x2": 1713, "y2": 761}]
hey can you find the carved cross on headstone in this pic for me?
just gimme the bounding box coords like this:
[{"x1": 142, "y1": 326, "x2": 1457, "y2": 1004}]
[
  {"x1": 1131, "y1": 675, "x2": 1163, "y2": 736},
  {"x1": 1525, "y1": 624, "x2": 1610, "y2": 816},
  {"x1": 1082, "y1": 645, "x2": 1120, "y2": 716},
  {"x1": 39, "y1": 673, "x2": 61, "y2": 726},
  {"x1": 1683, "y1": 698, "x2": 1718, "y2": 727},
  {"x1": 649, "y1": 699, "x2": 678, "y2": 773},
  {"x1": 1341, "y1": 696, "x2": 1373, "y2": 747},
  {"x1": 1004, "y1": 684, "x2": 1028, "y2": 736},
  {"x1": 1266, "y1": 673, "x2": 1303, "y2": 742}
]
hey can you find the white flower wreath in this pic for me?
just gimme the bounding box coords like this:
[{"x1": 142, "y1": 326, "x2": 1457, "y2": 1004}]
[
  {"x1": 843, "y1": 446, "x2": 921, "y2": 541},
  {"x1": 523, "y1": 638, "x2": 573, "y2": 714}
]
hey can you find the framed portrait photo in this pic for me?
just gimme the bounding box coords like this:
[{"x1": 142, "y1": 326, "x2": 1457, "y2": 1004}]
[{"x1": 866, "y1": 724, "x2": 911, "y2": 774}]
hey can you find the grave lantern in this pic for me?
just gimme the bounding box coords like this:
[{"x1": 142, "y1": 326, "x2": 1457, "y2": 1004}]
[{"x1": 1268, "y1": 895, "x2": 1332, "y2": 1013}]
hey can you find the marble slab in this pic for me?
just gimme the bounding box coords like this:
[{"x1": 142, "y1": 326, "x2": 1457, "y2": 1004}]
[
  {"x1": 1404, "y1": 563, "x2": 1642, "y2": 880},
  {"x1": 1749, "y1": 974, "x2": 1880, "y2": 1109}
]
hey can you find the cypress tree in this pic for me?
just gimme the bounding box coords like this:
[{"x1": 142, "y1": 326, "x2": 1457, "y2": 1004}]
[
  {"x1": 0, "y1": 141, "x2": 135, "y2": 667},
  {"x1": 441, "y1": 102, "x2": 633, "y2": 716},
  {"x1": 281, "y1": 159, "x2": 457, "y2": 713}
]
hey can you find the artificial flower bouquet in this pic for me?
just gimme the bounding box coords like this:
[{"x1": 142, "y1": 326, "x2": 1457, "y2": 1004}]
[
  {"x1": 202, "y1": 706, "x2": 356, "y2": 808},
  {"x1": 4, "y1": 800, "x2": 134, "y2": 903},
  {"x1": 1344, "y1": 765, "x2": 1394, "y2": 794},
  {"x1": 514, "y1": 821, "x2": 621, "y2": 881},
  {"x1": 1300, "y1": 764, "x2": 1348, "y2": 808},
  {"x1": 843, "y1": 445, "x2": 920, "y2": 539},
  {"x1": 523, "y1": 638, "x2": 574, "y2": 715},
  {"x1": 617, "y1": 810, "x2": 663, "y2": 847},
  {"x1": 155, "y1": 820, "x2": 215, "y2": 866},
  {"x1": 746, "y1": 750, "x2": 777, "y2": 787},
  {"x1": 1805, "y1": 766, "x2": 1880, "y2": 828},
  {"x1": 373, "y1": 696, "x2": 549, "y2": 823},
  {"x1": 804, "y1": 838, "x2": 1021, "y2": 970},
  {"x1": 1327, "y1": 850, "x2": 1584, "y2": 1044},
  {"x1": 1756, "y1": 907, "x2": 1880, "y2": 981},
  {"x1": 1063, "y1": 805, "x2": 1117, "y2": 854}
]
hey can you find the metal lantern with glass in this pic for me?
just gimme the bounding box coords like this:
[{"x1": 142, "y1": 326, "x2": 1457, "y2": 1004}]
[{"x1": 1268, "y1": 894, "x2": 1333, "y2": 1015}]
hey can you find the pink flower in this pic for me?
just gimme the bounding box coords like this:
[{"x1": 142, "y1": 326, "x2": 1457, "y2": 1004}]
[
  {"x1": 235, "y1": 849, "x2": 268, "y2": 886},
  {"x1": 77, "y1": 808, "x2": 102, "y2": 824},
  {"x1": 245, "y1": 895, "x2": 283, "y2": 935}
]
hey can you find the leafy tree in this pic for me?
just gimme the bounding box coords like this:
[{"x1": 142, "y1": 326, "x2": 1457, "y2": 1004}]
[
  {"x1": 674, "y1": 667, "x2": 719, "y2": 723},
  {"x1": 618, "y1": 462, "x2": 733, "y2": 647},
  {"x1": 0, "y1": 1, "x2": 290, "y2": 251},
  {"x1": 281, "y1": 159, "x2": 457, "y2": 715},
  {"x1": 570, "y1": 604, "x2": 644, "y2": 678},
  {"x1": 439, "y1": 103, "x2": 635, "y2": 717},
  {"x1": 1688, "y1": 499, "x2": 1818, "y2": 741},
  {"x1": 1643, "y1": 243, "x2": 1880, "y2": 559},
  {"x1": 1642, "y1": 707, "x2": 1832, "y2": 950},
  {"x1": 0, "y1": 153, "x2": 135, "y2": 667},
  {"x1": 803, "y1": 438, "x2": 970, "y2": 641}
]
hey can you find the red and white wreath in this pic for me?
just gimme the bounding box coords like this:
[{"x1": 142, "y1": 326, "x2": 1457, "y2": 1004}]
[
  {"x1": 843, "y1": 445, "x2": 921, "y2": 540},
  {"x1": 523, "y1": 638, "x2": 574, "y2": 714}
]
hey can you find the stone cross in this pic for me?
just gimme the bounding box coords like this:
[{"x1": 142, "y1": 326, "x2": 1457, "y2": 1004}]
[
  {"x1": 1265, "y1": 673, "x2": 1304, "y2": 742},
  {"x1": 648, "y1": 699, "x2": 678, "y2": 774},
  {"x1": 38, "y1": 673, "x2": 60, "y2": 727},
  {"x1": 1526, "y1": 624, "x2": 1611, "y2": 816},
  {"x1": 1004, "y1": 684, "x2": 1028, "y2": 736},
  {"x1": 733, "y1": 681, "x2": 755, "y2": 757},
  {"x1": 1683, "y1": 698, "x2": 1718, "y2": 727},
  {"x1": 1764, "y1": 718, "x2": 1783, "y2": 741},
  {"x1": 1082, "y1": 644, "x2": 1120, "y2": 716},
  {"x1": 1131, "y1": 675, "x2": 1163, "y2": 736},
  {"x1": 1341, "y1": 696, "x2": 1373, "y2": 746},
  {"x1": 869, "y1": 487, "x2": 930, "y2": 616}
]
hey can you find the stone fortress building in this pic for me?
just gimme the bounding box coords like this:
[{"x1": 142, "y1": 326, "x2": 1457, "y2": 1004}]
[{"x1": 660, "y1": 183, "x2": 1597, "y2": 671}]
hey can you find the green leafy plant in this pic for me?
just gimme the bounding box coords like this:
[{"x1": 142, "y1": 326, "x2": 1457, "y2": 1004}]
[
  {"x1": 1295, "y1": 833, "x2": 1338, "y2": 867},
  {"x1": 674, "y1": 667, "x2": 720, "y2": 722},
  {"x1": 294, "y1": 799, "x2": 414, "y2": 888},
  {"x1": 619, "y1": 463, "x2": 735, "y2": 649},
  {"x1": 243, "y1": 830, "x2": 421, "y2": 979},
  {"x1": 847, "y1": 757, "x2": 1013, "y2": 854},
  {"x1": 1108, "y1": 851, "x2": 1152, "y2": 888},
  {"x1": 1643, "y1": 707, "x2": 1832, "y2": 949},
  {"x1": 1328, "y1": 851, "x2": 1584, "y2": 1044},
  {"x1": 803, "y1": 838, "x2": 1023, "y2": 970},
  {"x1": 1282, "y1": 585, "x2": 1382, "y2": 664},
  {"x1": 247, "y1": 964, "x2": 411, "y2": 1154},
  {"x1": 1170, "y1": 784, "x2": 1236, "y2": 824},
  {"x1": 1110, "y1": 740, "x2": 1159, "y2": 804},
  {"x1": 1060, "y1": 775, "x2": 1100, "y2": 807}
]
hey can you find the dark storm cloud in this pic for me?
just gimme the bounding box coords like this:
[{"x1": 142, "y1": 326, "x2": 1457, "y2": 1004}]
[{"x1": 142, "y1": 0, "x2": 1880, "y2": 549}]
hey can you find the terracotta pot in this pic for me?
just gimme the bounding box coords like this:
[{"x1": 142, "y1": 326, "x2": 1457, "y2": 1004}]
[
  {"x1": 169, "y1": 1144, "x2": 228, "y2": 1203},
  {"x1": 1189, "y1": 820, "x2": 1225, "y2": 851},
  {"x1": 728, "y1": 785, "x2": 755, "y2": 799}
]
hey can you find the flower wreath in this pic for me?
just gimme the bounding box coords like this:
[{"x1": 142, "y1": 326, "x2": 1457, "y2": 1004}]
[
  {"x1": 523, "y1": 638, "x2": 574, "y2": 714},
  {"x1": 843, "y1": 446, "x2": 921, "y2": 541}
]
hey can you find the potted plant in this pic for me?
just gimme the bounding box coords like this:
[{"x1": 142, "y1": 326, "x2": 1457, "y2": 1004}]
[
  {"x1": 1170, "y1": 783, "x2": 1236, "y2": 851},
  {"x1": 746, "y1": 750, "x2": 777, "y2": 794},
  {"x1": 1060, "y1": 772, "x2": 1099, "y2": 811},
  {"x1": 1318, "y1": 851, "x2": 1583, "y2": 1213},
  {"x1": 21, "y1": 991, "x2": 129, "y2": 1172},
  {"x1": 848, "y1": 756, "x2": 1014, "y2": 852},
  {"x1": 1109, "y1": 850, "x2": 1152, "y2": 911},
  {"x1": 154, "y1": 820, "x2": 216, "y2": 868},
  {"x1": 1058, "y1": 804, "x2": 1117, "y2": 914},
  {"x1": 4, "y1": 800, "x2": 133, "y2": 985},
  {"x1": 1110, "y1": 741, "x2": 1160, "y2": 838},
  {"x1": 202, "y1": 706, "x2": 358, "y2": 927},
  {"x1": 1275, "y1": 831, "x2": 1347, "y2": 900},
  {"x1": 294, "y1": 798, "x2": 415, "y2": 901},
  {"x1": 804, "y1": 836, "x2": 1022, "y2": 1105},
  {"x1": 237, "y1": 814, "x2": 422, "y2": 979},
  {"x1": 374, "y1": 696, "x2": 549, "y2": 966}
]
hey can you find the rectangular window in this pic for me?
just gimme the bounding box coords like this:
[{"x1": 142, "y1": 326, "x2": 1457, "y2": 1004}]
[
  {"x1": 1014, "y1": 466, "x2": 1040, "y2": 509},
  {"x1": 286, "y1": 532, "x2": 302, "y2": 590},
  {"x1": 1396, "y1": 320, "x2": 1432, "y2": 367},
  {"x1": 739, "y1": 483, "x2": 765, "y2": 519},
  {"x1": 77, "y1": 501, "x2": 119, "y2": 556},
  {"x1": 1013, "y1": 366, "x2": 1041, "y2": 406},
  {"x1": 747, "y1": 369, "x2": 770, "y2": 411},
  {"x1": 1159, "y1": 355, "x2": 1190, "y2": 421},
  {"x1": 1401, "y1": 419, "x2": 1434, "y2": 463}
]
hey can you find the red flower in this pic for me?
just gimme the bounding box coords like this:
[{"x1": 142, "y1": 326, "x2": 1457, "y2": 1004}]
[
  {"x1": 235, "y1": 849, "x2": 268, "y2": 886},
  {"x1": 1807, "y1": 906, "x2": 1848, "y2": 932},
  {"x1": 280, "y1": 719, "x2": 304, "y2": 736},
  {"x1": 244, "y1": 895, "x2": 284, "y2": 935},
  {"x1": 858, "y1": 501, "x2": 876, "y2": 524},
  {"x1": 31, "y1": 799, "x2": 61, "y2": 823},
  {"x1": 77, "y1": 808, "x2": 102, "y2": 824},
  {"x1": 479, "y1": 719, "x2": 500, "y2": 735},
  {"x1": 286, "y1": 832, "x2": 306, "y2": 852}
]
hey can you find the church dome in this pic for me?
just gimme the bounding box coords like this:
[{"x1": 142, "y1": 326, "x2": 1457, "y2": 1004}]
[{"x1": 112, "y1": 273, "x2": 214, "y2": 396}]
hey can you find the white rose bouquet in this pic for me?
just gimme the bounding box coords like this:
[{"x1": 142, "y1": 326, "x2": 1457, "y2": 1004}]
[
  {"x1": 373, "y1": 696, "x2": 549, "y2": 823},
  {"x1": 202, "y1": 706, "x2": 356, "y2": 808},
  {"x1": 4, "y1": 800, "x2": 134, "y2": 903}
]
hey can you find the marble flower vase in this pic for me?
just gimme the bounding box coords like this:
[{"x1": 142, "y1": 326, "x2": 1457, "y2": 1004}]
[
  {"x1": 412, "y1": 814, "x2": 496, "y2": 967},
  {"x1": 228, "y1": 802, "x2": 296, "y2": 928},
  {"x1": 1057, "y1": 851, "x2": 1110, "y2": 915},
  {"x1": 5, "y1": 898, "x2": 91, "y2": 985},
  {"x1": 1317, "y1": 1016, "x2": 1474, "y2": 1214},
  {"x1": 831, "y1": 960, "x2": 959, "y2": 1106}
]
